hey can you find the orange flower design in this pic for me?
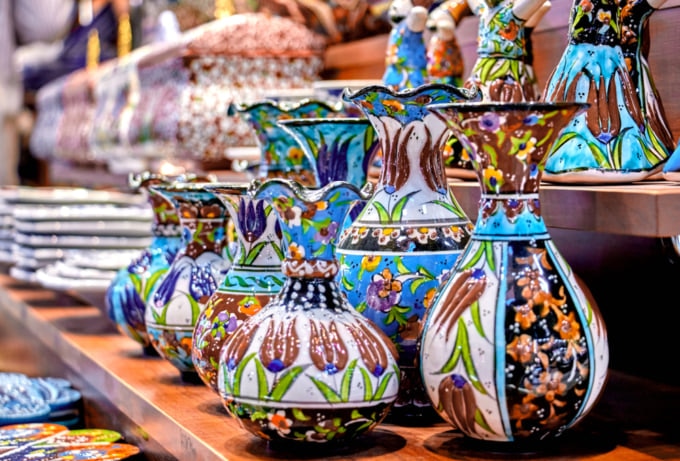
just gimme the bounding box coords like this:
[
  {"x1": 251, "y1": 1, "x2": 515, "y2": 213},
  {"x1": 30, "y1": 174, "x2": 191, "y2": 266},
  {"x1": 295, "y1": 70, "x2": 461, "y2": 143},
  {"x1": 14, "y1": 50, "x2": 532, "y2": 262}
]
[{"x1": 499, "y1": 20, "x2": 519, "y2": 41}]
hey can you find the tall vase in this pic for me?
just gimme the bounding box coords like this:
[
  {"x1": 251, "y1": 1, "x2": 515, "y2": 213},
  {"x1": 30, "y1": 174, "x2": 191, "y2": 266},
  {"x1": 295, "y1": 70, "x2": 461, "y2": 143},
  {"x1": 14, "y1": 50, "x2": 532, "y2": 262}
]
[
  {"x1": 335, "y1": 83, "x2": 477, "y2": 421},
  {"x1": 542, "y1": 0, "x2": 670, "y2": 183},
  {"x1": 145, "y1": 183, "x2": 231, "y2": 382},
  {"x1": 228, "y1": 99, "x2": 343, "y2": 186},
  {"x1": 217, "y1": 180, "x2": 399, "y2": 444},
  {"x1": 106, "y1": 172, "x2": 185, "y2": 356},
  {"x1": 278, "y1": 118, "x2": 379, "y2": 189},
  {"x1": 423, "y1": 102, "x2": 609, "y2": 442},
  {"x1": 191, "y1": 183, "x2": 286, "y2": 393}
]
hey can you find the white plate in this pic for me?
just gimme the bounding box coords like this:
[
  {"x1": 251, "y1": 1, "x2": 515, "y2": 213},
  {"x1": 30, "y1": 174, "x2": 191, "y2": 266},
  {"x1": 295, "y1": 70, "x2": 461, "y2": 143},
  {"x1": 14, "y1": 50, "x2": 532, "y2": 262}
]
[
  {"x1": 14, "y1": 219, "x2": 151, "y2": 237},
  {"x1": 14, "y1": 233, "x2": 151, "y2": 249},
  {"x1": 9, "y1": 266, "x2": 38, "y2": 284},
  {"x1": 12, "y1": 245, "x2": 66, "y2": 260},
  {"x1": 62, "y1": 248, "x2": 140, "y2": 271},
  {"x1": 0, "y1": 215, "x2": 13, "y2": 228},
  {"x1": 13, "y1": 204, "x2": 152, "y2": 222},
  {"x1": 3, "y1": 186, "x2": 145, "y2": 206},
  {"x1": 0, "y1": 250, "x2": 14, "y2": 264},
  {"x1": 35, "y1": 266, "x2": 111, "y2": 292},
  {"x1": 0, "y1": 229, "x2": 12, "y2": 240},
  {"x1": 50, "y1": 261, "x2": 117, "y2": 281},
  {"x1": 13, "y1": 255, "x2": 58, "y2": 270}
]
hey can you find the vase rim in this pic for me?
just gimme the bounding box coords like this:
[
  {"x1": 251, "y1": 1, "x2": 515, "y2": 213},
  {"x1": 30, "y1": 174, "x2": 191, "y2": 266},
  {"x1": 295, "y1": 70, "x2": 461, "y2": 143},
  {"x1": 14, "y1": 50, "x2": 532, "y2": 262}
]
[
  {"x1": 149, "y1": 182, "x2": 217, "y2": 194},
  {"x1": 277, "y1": 117, "x2": 370, "y2": 127},
  {"x1": 227, "y1": 98, "x2": 344, "y2": 116},
  {"x1": 342, "y1": 82, "x2": 478, "y2": 102},
  {"x1": 427, "y1": 101, "x2": 590, "y2": 113},
  {"x1": 251, "y1": 178, "x2": 369, "y2": 203}
]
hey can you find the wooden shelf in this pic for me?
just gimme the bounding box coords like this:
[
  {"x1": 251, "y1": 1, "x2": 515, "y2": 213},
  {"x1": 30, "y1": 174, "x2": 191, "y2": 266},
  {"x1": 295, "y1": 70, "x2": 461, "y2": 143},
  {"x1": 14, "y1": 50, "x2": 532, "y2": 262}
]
[
  {"x1": 449, "y1": 180, "x2": 680, "y2": 238},
  {"x1": 0, "y1": 273, "x2": 679, "y2": 460}
]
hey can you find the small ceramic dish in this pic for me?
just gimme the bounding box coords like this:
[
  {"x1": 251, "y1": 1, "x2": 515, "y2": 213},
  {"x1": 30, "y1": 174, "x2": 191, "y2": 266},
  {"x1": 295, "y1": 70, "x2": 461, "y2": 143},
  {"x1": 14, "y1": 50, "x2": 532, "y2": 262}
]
[{"x1": 13, "y1": 219, "x2": 151, "y2": 237}]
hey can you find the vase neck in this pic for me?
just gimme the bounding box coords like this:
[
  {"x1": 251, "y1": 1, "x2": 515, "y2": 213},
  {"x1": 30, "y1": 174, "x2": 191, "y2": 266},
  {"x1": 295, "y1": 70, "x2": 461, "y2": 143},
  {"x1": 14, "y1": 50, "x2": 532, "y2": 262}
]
[
  {"x1": 281, "y1": 258, "x2": 339, "y2": 279},
  {"x1": 278, "y1": 276, "x2": 347, "y2": 312},
  {"x1": 473, "y1": 193, "x2": 549, "y2": 240},
  {"x1": 179, "y1": 216, "x2": 226, "y2": 256}
]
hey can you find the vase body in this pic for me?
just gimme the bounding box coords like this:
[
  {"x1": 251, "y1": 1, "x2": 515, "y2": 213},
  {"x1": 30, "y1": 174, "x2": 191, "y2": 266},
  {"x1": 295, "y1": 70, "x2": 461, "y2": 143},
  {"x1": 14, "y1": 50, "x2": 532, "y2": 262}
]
[
  {"x1": 542, "y1": 0, "x2": 670, "y2": 183},
  {"x1": 229, "y1": 99, "x2": 343, "y2": 187},
  {"x1": 217, "y1": 180, "x2": 399, "y2": 444},
  {"x1": 191, "y1": 184, "x2": 285, "y2": 392},
  {"x1": 145, "y1": 184, "x2": 230, "y2": 381},
  {"x1": 106, "y1": 173, "x2": 183, "y2": 354},
  {"x1": 335, "y1": 84, "x2": 476, "y2": 420},
  {"x1": 423, "y1": 102, "x2": 609, "y2": 442}
]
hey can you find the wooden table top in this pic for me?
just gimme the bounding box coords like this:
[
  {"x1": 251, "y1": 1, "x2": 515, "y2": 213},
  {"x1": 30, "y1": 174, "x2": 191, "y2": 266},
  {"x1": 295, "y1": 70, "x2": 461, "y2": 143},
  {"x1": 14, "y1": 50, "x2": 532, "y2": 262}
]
[{"x1": 0, "y1": 273, "x2": 679, "y2": 460}]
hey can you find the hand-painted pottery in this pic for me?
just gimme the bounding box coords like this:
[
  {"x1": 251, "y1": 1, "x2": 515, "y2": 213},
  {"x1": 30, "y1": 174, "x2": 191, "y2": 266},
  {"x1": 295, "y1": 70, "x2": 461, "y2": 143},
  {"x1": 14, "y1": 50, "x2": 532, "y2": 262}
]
[
  {"x1": 663, "y1": 145, "x2": 680, "y2": 181},
  {"x1": 311, "y1": 80, "x2": 383, "y2": 117},
  {"x1": 191, "y1": 183, "x2": 285, "y2": 393},
  {"x1": 542, "y1": 0, "x2": 670, "y2": 183},
  {"x1": 106, "y1": 172, "x2": 210, "y2": 356},
  {"x1": 620, "y1": 0, "x2": 675, "y2": 160},
  {"x1": 0, "y1": 424, "x2": 139, "y2": 460},
  {"x1": 426, "y1": 0, "x2": 471, "y2": 87},
  {"x1": 382, "y1": 0, "x2": 430, "y2": 91},
  {"x1": 465, "y1": 0, "x2": 546, "y2": 102},
  {"x1": 424, "y1": 102, "x2": 609, "y2": 442},
  {"x1": 229, "y1": 99, "x2": 344, "y2": 186},
  {"x1": 217, "y1": 179, "x2": 399, "y2": 444},
  {"x1": 335, "y1": 84, "x2": 476, "y2": 420},
  {"x1": 145, "y1": 183, "x2": 230, "y2": 382}
]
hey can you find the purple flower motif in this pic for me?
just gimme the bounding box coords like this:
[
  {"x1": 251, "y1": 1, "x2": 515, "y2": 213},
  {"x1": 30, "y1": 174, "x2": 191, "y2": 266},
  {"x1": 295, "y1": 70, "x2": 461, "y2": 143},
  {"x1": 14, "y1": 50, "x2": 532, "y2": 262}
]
[
  {"x1": 189, "y1": 265, "x2": 218, "y2": 301},
  {"x1": 523, "y1": 114, "x2": 539, "y2": 126},
  {"x1": 479, "y1": 112, "x2": 500, "y2": 132},
  {"x1": 237, "y1": 198, "x2": 267, "y2": 243},
  {"x1": 128, "y1": 251, "x2": 151, "y2": 275},
  {"x1": 313, "y1": 221, "x2": 339, "y2": 244},
  {"x1": 316, "y1": 138, "x2": 350, "y2": 186},
  {"x1": 121, "y1": 282, "x2": 146, "y2": 331},
  {"x1": 366, "y1": 269, "x2": 402, "y2": 313},
  {"x1": 152, "y1": 266, "x2": 182, "y2": 308}
]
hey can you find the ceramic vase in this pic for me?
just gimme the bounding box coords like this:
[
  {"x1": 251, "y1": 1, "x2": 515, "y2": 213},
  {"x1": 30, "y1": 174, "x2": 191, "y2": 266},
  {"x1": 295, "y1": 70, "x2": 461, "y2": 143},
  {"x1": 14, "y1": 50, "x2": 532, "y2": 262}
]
[
  {"x1": 423, "y1": 101, "x2": 609, "y2": 442},
  {"x1": 106, "y1": 173, "x2": 183, "y2": 356},
  {"x1": 145, "y1": 183, "x2": 231, "y2": 382},
  {"x1": 228, "y1": 99, "x2": 343, "y2": 186},
  {"x1": 217, "y1": 179, "x2": 399, "y2": 444},
  {"x1": 542, "y1": 0, "x2": 670, "y2": 183},
  {"x1": 191, "y1": 183, "x2": 286, "y2": 392},
  {"x1": 335, "y1": 83, "x2": 477, "y2": 420}
]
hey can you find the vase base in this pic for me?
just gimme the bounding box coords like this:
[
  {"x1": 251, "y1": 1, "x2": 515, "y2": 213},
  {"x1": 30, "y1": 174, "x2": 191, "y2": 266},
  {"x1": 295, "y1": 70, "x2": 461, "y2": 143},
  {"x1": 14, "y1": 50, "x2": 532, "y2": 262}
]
[
  {"x1": 142, "y1": 344, "x2": 159, "y2": 357},
  {"x1": 179, "y1": 371, "x2": 203, "y2": 385},
  {"x1": 424, "y1": 418, "x2": 622, "y2": 458}
]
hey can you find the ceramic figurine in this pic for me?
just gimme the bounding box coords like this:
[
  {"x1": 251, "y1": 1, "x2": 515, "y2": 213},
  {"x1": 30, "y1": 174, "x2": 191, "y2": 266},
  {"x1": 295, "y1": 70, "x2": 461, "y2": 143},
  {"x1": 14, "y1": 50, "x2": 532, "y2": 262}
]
[
  {"x1": 145, "y1": 183, "x2": 231, "y2": 382},
  {"x1": 228, "y1": 99, "x2": 344, "y2": 186},
  {"x1": 217, "y1": 179, "x2": 399, "y2": 444},
  {"x1": 542, "y1": 0, "x2": 670, "y2": 183},
  {"x1": 336, "y1": 83, "x2": 478, "y2": 421},
  {"x1": 425, "y1": 101, "x2": 609, "y2": 442},
  {"x1": 620, "y1": 0, "x2": 675, "y2": 157},
  {"x1": 465, "y1": 0, "x2": 546, "y2": 102},
  {"x1": 426, "y1": 0, "x2": 471, "y2": 87},
  {"x1": 382, "y1": 0, "x2": 434, "y2": 91},
  {"x1": 191, "y1": 183, "x2": 286, "y2": 393}
]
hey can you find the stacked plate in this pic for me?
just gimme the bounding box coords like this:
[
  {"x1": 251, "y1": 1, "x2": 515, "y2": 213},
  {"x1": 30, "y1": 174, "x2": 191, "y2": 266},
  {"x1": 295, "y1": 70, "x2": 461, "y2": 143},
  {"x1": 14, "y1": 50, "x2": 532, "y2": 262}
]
[
  {"x1": 0, "y1": 189, "x2": 15, "y2": 264},
  {"x1": 1, "y1": 187, "x2": 151, "y2": 294}
]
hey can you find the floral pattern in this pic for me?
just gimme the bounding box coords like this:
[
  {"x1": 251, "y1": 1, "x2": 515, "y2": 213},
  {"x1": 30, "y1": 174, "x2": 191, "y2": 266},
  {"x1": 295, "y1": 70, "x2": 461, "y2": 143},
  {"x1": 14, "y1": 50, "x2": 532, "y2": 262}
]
[
  {"x1": 542, "y1": 0, "x2": 670, "y2": 182},
  {"x1": 145, "y1": 185, "x2": 231, "y2": 378},
  {"x1": 421, "y1": 102, "x2": 609, "y2": 441},
  {"x1": 217, "y1": 179, "x2": 399, "y2": 444},
  {"x1": 230, "y1": 99, "x2": 343, "y2": 186},
  {"x1": 336, "y1": 84, "x2": 476, "y2": 418}
]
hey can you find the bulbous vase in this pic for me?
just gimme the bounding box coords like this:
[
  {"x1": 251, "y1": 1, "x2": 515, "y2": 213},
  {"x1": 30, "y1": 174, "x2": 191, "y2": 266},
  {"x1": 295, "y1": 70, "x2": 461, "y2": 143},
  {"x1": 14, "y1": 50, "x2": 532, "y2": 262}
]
[
  {"x1": 423, "y1": 101, "x2": 609, "y2": 442},
  {"x1": 191, "y1": 183, "x2": 286, "y2": 392},
  {"x1": 145, "y1": 183, "x2": 231, "y2": 382},
  {"x1": 228, "y1": 99, "x2": 343, "y2": 186},
  {"x1": 217, "y1": 179, "x2": 399, "y2": 444},
  {"x1": 335, "y1": 83, "x2": 477, "y2": 420},
  {"x1": 106, "y1": 172, "x2": 185, "y2": 355}
]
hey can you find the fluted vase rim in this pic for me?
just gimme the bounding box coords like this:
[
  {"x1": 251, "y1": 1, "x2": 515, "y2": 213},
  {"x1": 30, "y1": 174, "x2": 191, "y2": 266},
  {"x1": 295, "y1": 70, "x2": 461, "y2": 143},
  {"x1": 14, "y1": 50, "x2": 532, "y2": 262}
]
[
  {"x1": 227, "y1": 98, "x2": 344, "y2": 116},
  {"x1": 277, "y1": 117, "x2": 370, "y2": 127},
  {"x1": 249, "y1": 178, "x2": 371, "y2": 203},
  {"x1": 427, "y1": 101, "x2": 590, "y2": 114},
  {"x1": 342, "y1": 82, "x2": 480, "y2": 102}
]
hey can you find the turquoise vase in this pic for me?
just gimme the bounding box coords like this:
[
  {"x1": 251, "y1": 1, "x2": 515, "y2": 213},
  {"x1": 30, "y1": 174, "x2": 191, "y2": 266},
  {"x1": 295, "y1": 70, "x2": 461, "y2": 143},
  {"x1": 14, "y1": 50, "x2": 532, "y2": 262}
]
[
  {"x1": 423, "y1": 101, "x2": 609, "y2": 442},
  {"x1": 335, "y1": 83, "x2": 477, "y2": 421},
  {"x1": 217, "y1": 179, "x2": 399, "y2": 444},
  {"x1": 145, "y1": 183, "x2": 231, "y2": 382},
  {"x1": 228, "y1": 99, "x2": 343, "y2": 186},
  {"x1": 191, "y1": 183, "x2": 286, "y2": 393},
  {"x1": 106, "y1": 172, "x2": 183, "y2": 356}
]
